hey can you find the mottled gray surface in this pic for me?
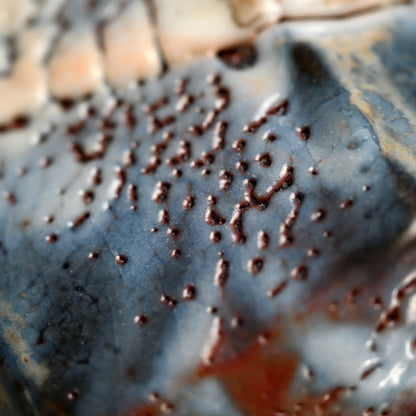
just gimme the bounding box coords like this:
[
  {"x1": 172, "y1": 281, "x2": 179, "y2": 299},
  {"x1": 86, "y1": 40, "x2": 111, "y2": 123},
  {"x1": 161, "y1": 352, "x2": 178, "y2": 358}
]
[{"x1": 1, "y1": 3, "x2": 416, "y2": 416}]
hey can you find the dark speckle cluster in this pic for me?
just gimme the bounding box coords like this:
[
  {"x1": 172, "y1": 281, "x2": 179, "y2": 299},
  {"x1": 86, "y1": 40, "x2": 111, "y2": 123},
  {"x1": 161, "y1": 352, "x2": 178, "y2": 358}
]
[{"x1": 1, "y1": 5, "x2": 416, "y2": 416}]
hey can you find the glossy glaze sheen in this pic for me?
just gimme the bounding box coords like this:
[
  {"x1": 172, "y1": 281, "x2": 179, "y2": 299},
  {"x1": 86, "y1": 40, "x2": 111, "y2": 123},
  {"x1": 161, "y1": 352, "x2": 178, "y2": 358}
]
[{"x1": 1, "y1": 2, "x2": 416, "y2": 416}]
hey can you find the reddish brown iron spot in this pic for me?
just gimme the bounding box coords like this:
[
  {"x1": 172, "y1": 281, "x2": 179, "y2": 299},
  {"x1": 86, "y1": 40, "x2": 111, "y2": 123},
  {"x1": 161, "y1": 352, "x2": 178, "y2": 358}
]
[
  {"x1": 249, "y1": 258, "x2": 264, "y2": 275},
  {"x1": 268, "y1": 281, "x2": 288, "y2": 298},
  {"x1": 183, "y1": 195, "x2": 196, "y2": 210},
  {"x1": 198, "y1": 337, "x2": 298, "y2": 416},
  {"x1": 215, "y1": 259, "x2": 230, "y2": 287},
  {"x1": 279, "y1": 191, "x2": 303, "y2": 247},
  {"x1": 244, "y1": 117, "x2": 268, "y2": 134},
  {"x1": 232, "y1": 166, "x2": 295, "y2": 244},
  {"x1": 376, "y1": 306, "x2": 402, "y2": 333},
  {"x1": 46, "y1": 234, "x2": 58, "y2": 244},
  {"x1": 116, "y1": 254, "x2": 128, "y2": 265},
  {"x1": 298, "y1": 126, "x2": 311, "y2": 141},
  {"x1": 125, "y1": 404, "x2": 159, "y2": 416},
  {"x1": 153, "y1": 182, "x2": 171, "y2": 204},
  {"x1": 217, "y1": 43, "x2": 257, "y2": 69},
  {"x1": 340, "y1": 199, "x2": 354, "y2": 209},
  {"x1": 233, "y1": 139, "x2": 246, "y2": 153},
  {"x1": 134, "y1": 315, "x2": 148, "y2": 326},
  {"x1": 267, "y1": 100, "x2": 289, "y2": 117},
  {"x1": 183, "y1": 284, "x2": 197, "y2": 301},
  {"x1": 88, "y1": 251, "x2": 100, "y2": 260}
]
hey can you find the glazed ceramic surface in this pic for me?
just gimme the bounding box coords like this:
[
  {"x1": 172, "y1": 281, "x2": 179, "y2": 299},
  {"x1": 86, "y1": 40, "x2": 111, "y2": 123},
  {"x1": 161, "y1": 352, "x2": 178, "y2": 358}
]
[{"x1": 1, "y1": 1, "x2": 416, "y2": 415}]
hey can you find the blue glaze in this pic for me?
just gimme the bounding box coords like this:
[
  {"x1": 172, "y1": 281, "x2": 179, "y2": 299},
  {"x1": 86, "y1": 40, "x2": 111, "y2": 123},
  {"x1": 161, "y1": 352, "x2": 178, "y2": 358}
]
[{"x1": 1, "y1": 4, "x2": 416, "y2": 416}]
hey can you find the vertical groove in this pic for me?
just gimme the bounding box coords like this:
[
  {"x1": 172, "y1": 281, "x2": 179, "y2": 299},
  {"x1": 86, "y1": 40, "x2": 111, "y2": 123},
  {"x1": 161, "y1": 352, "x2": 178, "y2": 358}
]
[{"x1": 143, "y1": 0, "x2": 169, "y2": 74}]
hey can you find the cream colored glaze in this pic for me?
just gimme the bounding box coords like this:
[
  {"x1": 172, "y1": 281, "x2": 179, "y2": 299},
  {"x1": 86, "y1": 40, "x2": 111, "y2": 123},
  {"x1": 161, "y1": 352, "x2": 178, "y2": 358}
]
[
  {"x1": 227, "y1": 0, "x2": 282, "y2": 27},
  {"x1": 48, "y1": 28, "x2": 104, "y2": 99},
  {"x1": 102, "y1": 0, "x2": 161, "y2": 88},
  {"x1": 0, "y1": 27, "x2": 52, "y2": 124},
  {"x1": 0, "y1": 0, "x2": 36, "y2": 36},
  {"x1": 154, "y1": 0, "x2": 252, "y2": 67},
  {"x1": 281, "y1": 0, "x2": 405, "y2": 18},
  {"x1": 0, "y1": 0, "x2": 411, "y2": 127}
]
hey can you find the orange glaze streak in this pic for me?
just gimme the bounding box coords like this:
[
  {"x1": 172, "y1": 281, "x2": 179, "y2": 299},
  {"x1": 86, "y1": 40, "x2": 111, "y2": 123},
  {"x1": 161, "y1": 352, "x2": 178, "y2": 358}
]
[
  {"x1": 125, "y1": 404, "x2": 159, "y2": 416},
  {"x1": 198, "y1": 338, "x2": 298, "y2": 416}
]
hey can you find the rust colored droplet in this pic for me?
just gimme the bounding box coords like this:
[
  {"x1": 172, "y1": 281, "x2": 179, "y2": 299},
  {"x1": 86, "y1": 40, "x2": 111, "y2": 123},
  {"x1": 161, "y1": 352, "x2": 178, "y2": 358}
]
[
  {"x1": 153, "y1": 182, "x2": 171, "y2": 204},
  {"x1": 183, "y1": 284, "x2": 197, "y2": 301},
  {"x1": 159, "y1": 209, "x2": 170, "y2": 225},
  {"x1": 236, "y1": 160, "x2": 249, "y2": 173},
  {"x1": 66, "y1": 120, "x2": 86, "y2": 135},
  {"x1": 268, "y1": 281, "x2": 287, "y2": 298},
  {"x1": 266, "y1": 100, "x2": 289, "y2": 117},
  {"x1": 160, "y1": 295, "x2": 177, "y2": 308},
  {"x1": 249, "y1": 258, "x2": 264, "y2": 275},
  {"x1": 291, "y1": 265, "x2": 308, "y2": 281},
  {"x1": 257, "y1": 153, "x2": 272, "y2": 168},
  {"x1": 217, "y1": 43, "x2": 257, "y2": 69},
  {"x1": 123, "y1": 149, "x2": 136, "y2": 167},
  {"x1": 298, "y1": 126, "x2": 311, "y2": 141},
  {"x1": 175, "y1": 78, "x2": 188, "y2": 95},
  {"x1": 44, "y1": 215, "x2": 54, "y2": 224},
  {"x1": 310, "y1": 208, "x2": 326, "y2": 222},
  {"x1": 265, "y1": 133, "x2": 278, "y2": 142},
  {"x1": 168, "y1": 228, "x2": 181, "y2": 241},
  {"x1": 4, "y1": 191, "x2": 16, "y2": 205},
  {"x1": 220, "y1": 170, "x2": 234, "y2": 191},
  {"x1": 340, "y1": 199, "x2": 354, "y2": 209},
  {"x1": 134, "y1": 315, "x2": 148, "y2": 326},
  {"x1": 360, "y1": 363, "x2": 381, "y2": 380},
  {"x1": 91, "y1": 168, "x2": 102, "y2": 186},
  {"x1": 82, "y1": 190, "x2": 95, "y2": 205},
  {"x1": 116, "y1": 254, "x2": 128, "y2": 265},
  {"x1": 231, "y1": 315, "x2": 244, "y2": 329},
  {"x1": 309, "y1": 167, "x2": 319, "y2": 176},
  {"x1": 307, "y1": 247, "x2": 320, "y2": 258},
  {"x1": 233, "y1": 139, "x2": 246, "y2": 153},
  {"x1": 183, "y1": 195, "x2": 196, "y2": 210},
  {"x1": 234, "y1": 166, "x2": 295, "y2": 245},
  {"x1": 45, "y1": 234, "x2": 58, "y2": 244},
  {"x1": 376, "y1": 306, "x2": 402, "y2": 333},
  {"x1": 39, "y1": 157, "x2": 53, "y2": 168},
  {"x1": 258, "y1": 231, "x2": 269, "y2": 250},
  {"x1": 145, "y1": 96, "x2": 169, "y2": 114},
  {"x1": 171, "y1": 248, "x2": 182, "y2": 258},
  {"x1": 210, "y1": 231, "x2": 222, "y2": 244},
  {"x1": 67, "y1": 390, "x2": 80, "y2": 402},
  {"x1": 215, "y1": 259, "x2": 230, "y2": 287},
  {"x1": 244, "y1": 117, "x2": 268, "y2": 134},
  {"x1": 69, "y1": 211, "x2": 90, "y2": 229},
  {"x1": 88, "y1": 251, "x2": 100, "y2": 260},
  {"x1": 125, "y1": 104, "x2": 136, "y2": 129},
  {"x1": 129, "y1": 184, "x2": 138, "y2": 205},
  {"x1": 189, "y1": 125, "x2": 204, "y2": 137}
]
